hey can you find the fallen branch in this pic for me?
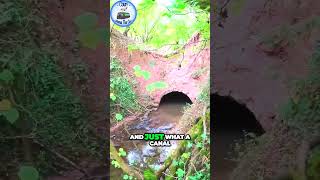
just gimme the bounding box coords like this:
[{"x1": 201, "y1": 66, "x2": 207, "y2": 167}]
[
  {"x1": 33, "y1": 140, "x2": 89, "y2": 177},
  {"x1": 0, "y1": 134, "x2": 34, "y2": 140},
  {"x1": 155, "y1": 114, "x2": 207, "y2": 178}
]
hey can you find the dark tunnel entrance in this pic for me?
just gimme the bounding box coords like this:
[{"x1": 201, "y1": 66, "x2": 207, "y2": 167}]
[
  {"x1": 157, "y1": 91, "x2": 193, "y2": 117},
  {"x1": 159, "y1": 91, "x2": 193, "y2": 106},
  {"x1": 211, "y1": 94, "x2": 265, "y2": 179}
]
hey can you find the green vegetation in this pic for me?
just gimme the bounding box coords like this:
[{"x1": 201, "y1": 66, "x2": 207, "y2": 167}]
[
  {"x1": 198, "y1": 80, "x2": 210, "y2": 104},
  {"x1": 231, "y1": 42, "x2": 320, "y2": 179},
  {"x1": 260, "y1": 16, "x2": 320, "y2": 51},
  {"x1": 110, "y1": 0, "x2": 210, "y2": 179},
  {"x1": 280, "y1": 41, "x2": 320, "y2": 135},
  {"x1": 111, "y1": 0, "x2": 209, "y2": 51},
  {"x1": 0, "y1": 0, "x2": 101, "y2": 178},
  {"x1": 110, "y1": 57, "x2": 141, "y2": 123},
  {"x1": 160, "y1": 110, "x2": 210, "y2": 180},
  {"x1": 146, "y1": 81, "x2": 168, "y2": 92},
  {"x1": 18, "y1": 166, "x2": 39, "y2": 180},
  {"x1": 307, "y1": 146, "x2": 320, "y2": 180},
  {"x1": 133, "y1": 65, "x2": 151, "y2": 80}
]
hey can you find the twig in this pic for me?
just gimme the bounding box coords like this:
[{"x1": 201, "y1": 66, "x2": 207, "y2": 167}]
[
  {"x1": 33, "y1": 140, "x2": 90, "y2": 177},
  {"x1": 187, "y1": 41, "x2": 208, "y2": 71},
  {"x1": 161, "y1": 172, "x2": 177, "y2": 179},
  {"x1": 113, "y1": 103, "x2": 135, "y2": 115},
  {"x1": 220, "y1": 0, "x2": 232, "y2": 11},
  {"x1": 0, "y1": 134, "x2": 34, "y2": 140},
  {"x1": 165, "y1": 6, "x2": 203, "y2": 16},
  {"x1": 123, "y1": 123, "x2": 139, "y2": 150}
]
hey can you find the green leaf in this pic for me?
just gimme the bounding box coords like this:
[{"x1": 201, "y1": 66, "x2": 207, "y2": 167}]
[
  {"x1": 2, "y1": 108, "x2": 19, "y2": 124},
  {"x1": 123, "y1": 174, "x2": 129, "y2": 180},
  {"x1": 161, "y1": 12, "x2": 172, "y2": 18},
  {"x1": 122, "y1": 174, "x2": 133, "y2": 180},
  {"x1": 0, "y1": 69, "x2": 14, "y2": 83},
  {"x1": 133, "y1": 65, "x2": 141, "y2": 71},
  {"x1": 176, "y1": 168, "x2": 185, "y2": 178},
  {"x1": 115, "y1": 113, "x2": 123, "y2": 121},
  {"x1": 118, "y1": 148, "x2": 127, "y2": 157},
  {"x1": 134, "y1": 70, "x2": 143, "y2": 78},
  {"x1": 111, "y1": 160, "x2": 121, "y2": 168},
  {"x1": 110, "y1": 93, "x2": 116, "y2": 101},
  {"x1": 133, "y1": 66, "x2": 151, "y2": 80},
  {"x1": 78, "y1": 30, "x2": 101, "y2": 49},
  {"x1": 128, "y1": 44, "x2": 140, "y2": 51},
  {"x1": 18, "y1": 166, "x2": 39, "y2": 180},
  {"x1": 186, "y1": 141, "x2": 193, "y2": 149},
  {"x1": 143, "y1": 169, "x2": 157, "y2": 180},
  {"x1": 181, "y1": 152, "x2": 191, "y2": 159},
  {"x1": 201, "y1": 133, "x2": 207, "y2": 140},
  {"x1": 0, "y1": 99, "x2": 12, "y2": 111},
  {"x1": 146, "y1": 81, "x2": 168, "y2": 92},
  {"x1": 172, "y1": 160, "x2": 179, "y2": 166},
  {"x1": 74, "y1": 12, "x2": 98, "y2": 31},
  {"x1": 196, "y1": 142, "x2": 203, "y2": 148},
  {"x1": 140, "y1": 70, "x2": 151, "y2": 80},
  {"x1": 205, "y1": 163, "x2": 210, "y2": 170},
  {"x1": 178, "y1": 160, "x2": 185, "y2": 166},
  {"x1": 174, "y1": 0, "x2": 187, "y2": 10}
]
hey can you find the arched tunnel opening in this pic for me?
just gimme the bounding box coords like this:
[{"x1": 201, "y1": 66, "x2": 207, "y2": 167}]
[
  {"x1": 155, "y1": 91, "x2": 193, "y2": 119},
  {"x1": 211, "y1": 93, "x2": 265, "y2": 179},
  {"x1": 159, "y1": 91, "x2": 193, "y2": 106}
]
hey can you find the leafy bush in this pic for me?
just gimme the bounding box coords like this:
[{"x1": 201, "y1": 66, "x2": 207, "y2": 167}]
[
  {"x1": 111, "y1": 0, "x2": 209, "y2": 50},
  {"x1": 110, "y1": 57, "x2": 141, "y2": 123},
  {"x1": 307, "y1": 146, "x2": 320, "y2": 180},
  {"x1": 280, "y1": 41, "x2": 320, "y2": 135},
  {"x1": 198, "y1": 80, "x2": 210, "y2": 104},
  {"x1": 259, "y1": 16, "x2": 320, "y2": 50},
  {"x1": 0, "y1": 0, "x2": 101, "y2": 177}
]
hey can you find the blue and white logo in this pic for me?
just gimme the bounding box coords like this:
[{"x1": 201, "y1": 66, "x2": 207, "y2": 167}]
[{"x1": 111, "y1": 0, "x2": 137, "y2": 27}]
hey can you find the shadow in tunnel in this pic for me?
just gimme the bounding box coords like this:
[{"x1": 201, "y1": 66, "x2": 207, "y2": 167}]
[
  {"x1": 159, "y1": 91, "x2": 193, "y2": 106},
  {"x1": 211, "y1": 93, "x2": 265, "y2": 179},
  {"x1": 157, "y1": 91, "x2": 193, "y2": 117}
]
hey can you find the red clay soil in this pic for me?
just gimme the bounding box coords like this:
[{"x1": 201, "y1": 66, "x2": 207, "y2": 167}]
[
  {"x1": 111, "y1": 32, "x2": 210, "y2": 104},
  {"x1": 213, "y1": 0, "x2": 320, "y2": 130}
]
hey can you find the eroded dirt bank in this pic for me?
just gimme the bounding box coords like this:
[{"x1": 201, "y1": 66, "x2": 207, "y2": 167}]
[
  {"x1": 43, "y1": 0, "x2": 108, "y2": 179},
  {"x1": 213, "y1": 0, "x2": 320, "y2": 179},
  {"x1": 111, "y1": 31, "x2": 210, "y2": 105},
  {"x1": 213, "y1": 0, "x2": 320, "y2": 130}
]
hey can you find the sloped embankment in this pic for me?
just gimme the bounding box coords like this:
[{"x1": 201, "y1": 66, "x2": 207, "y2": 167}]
[{"x1": 111, "y1": 31, "x2": 210, "y2": 105}]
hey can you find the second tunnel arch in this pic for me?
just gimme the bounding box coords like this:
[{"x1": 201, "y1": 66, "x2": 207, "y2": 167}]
[{"x1": 211, "y1": 93, "x2": 265, "y2": 179}]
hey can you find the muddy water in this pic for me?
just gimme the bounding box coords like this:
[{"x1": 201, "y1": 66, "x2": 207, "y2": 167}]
[
  {"x1": 111, "y1": 102, "x2": 190, "y2": 179},
  {"x1": 214, "y1": 131, "x2": 245, "y2": 180}
]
